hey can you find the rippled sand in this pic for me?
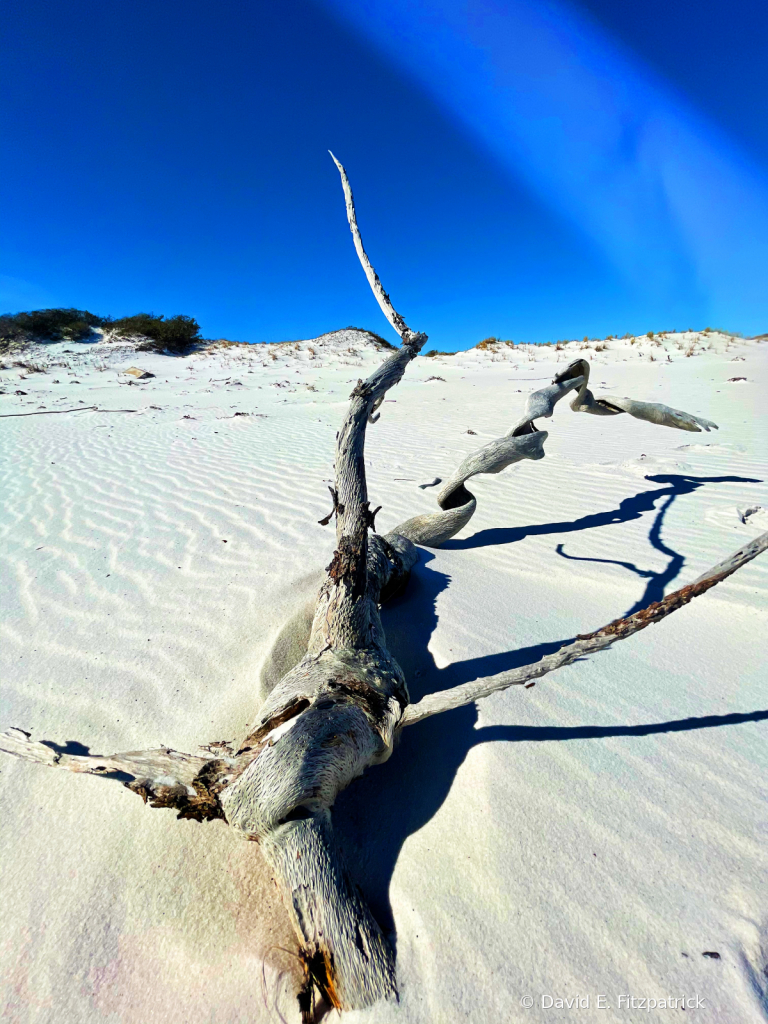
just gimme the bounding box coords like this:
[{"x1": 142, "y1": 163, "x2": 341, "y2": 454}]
[{"x1": 1, "y1": 329, "x2": 766, "y2": 1023}]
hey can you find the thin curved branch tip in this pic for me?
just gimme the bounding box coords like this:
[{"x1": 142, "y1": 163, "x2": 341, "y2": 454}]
[{"x1": 329, "y1": 151, "x2": 425, "y2": 347}]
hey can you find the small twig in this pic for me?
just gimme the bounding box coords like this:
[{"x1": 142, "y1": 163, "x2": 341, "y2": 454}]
[
  {"x1": 0, "y1": 405, "x2": 97, "y2": 418},
  {"x1": 318, "y1": 486, "x2": 343, "y2": 526}
]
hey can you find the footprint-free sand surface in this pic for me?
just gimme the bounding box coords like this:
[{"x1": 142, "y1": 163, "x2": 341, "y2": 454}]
[{"x1": 1, "y1": 329, "x2": 766, "y2": 1023}]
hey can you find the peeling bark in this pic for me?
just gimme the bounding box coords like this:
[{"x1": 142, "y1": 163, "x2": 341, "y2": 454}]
[{"x1": 0, "y1": 156, "x2": 765, "y2": 1020}]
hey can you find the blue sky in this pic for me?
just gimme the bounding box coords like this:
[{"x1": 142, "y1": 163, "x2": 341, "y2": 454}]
[{"x1": 2, "y1": 0, "x2": 767, "y2": 350}]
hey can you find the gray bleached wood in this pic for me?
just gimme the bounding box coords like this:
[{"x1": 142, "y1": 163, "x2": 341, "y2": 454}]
[
  {"x1": 329, "y1": 151, "x2": 422, "y2": 345},
  {"x1": 0, "y1": 155, "x2": 763, "y2": 1022},
  {"x1": 218, "y1": 529, "x2": 419, "y2": 1015},
  {"x1": 0, "y1": 727, "x2": 210, "y2": 779},
  {"x1": 393, "y1": 357, "x2": 719, "y2": 548},
  {"x1": 561, "y1": 357, "x2": 718, "y2": 430},
  {"x1": 0, "y1": 728, "x2": 233, "y2": 820},
  {"x1": 394, "y1": 374, "x2": 582, "y2": 547}
]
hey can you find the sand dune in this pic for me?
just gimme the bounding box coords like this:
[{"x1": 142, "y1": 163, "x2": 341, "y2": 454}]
[{"x1": 1, "y1": 329, "x2": 766, "y2": 1023}]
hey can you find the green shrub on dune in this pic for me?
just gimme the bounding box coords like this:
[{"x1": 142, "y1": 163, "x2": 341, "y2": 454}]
[
  {"x1": 0, "y1": 308, "x2": 103, "y2": 350},
  {"x1": 109, "y1": 313, "x2": 201, "y2": 353},
  {"x1": 0, "y1": 308, "x2": 201, "y2": 354}
]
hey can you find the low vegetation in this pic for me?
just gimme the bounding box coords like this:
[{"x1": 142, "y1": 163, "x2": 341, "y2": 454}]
[
  {"x1": 475, "y1": 336, "x2": 515, "y2": 350},
  {"x1": 471, "y1": 327, "x2": 751, "y2": 353},
  {"x1": 2, "y1": 307, "x2": 755, "y2": 362},
  {"x1": 341, "y1": 326, "x2": 396, "y2": 349},
  {"x1": 0, "y1": 308, "x2": 102, "y2": 352},
  {"x1": 108, "y1": 313, "x2": 201, "y2": 353},
  {"x1": 0, "y1": 308, "x2": 201, "y2": 354}
]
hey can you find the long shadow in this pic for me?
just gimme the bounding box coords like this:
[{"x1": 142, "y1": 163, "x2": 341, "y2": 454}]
[
  {"x1": 554, "y1": 473, "x2": 761, "y2": 614},
  {"x1": 477, "y1": 710, "x2": 768, "y2": 743},
  {"x1": 334, "y1": 473, "x2": 765, "y2": 944},
  {"x1": 336, "y1": 620, "x2": 768, "y2": 939},
  {"x1": 443, "y1": 475, "x2": 761, "y2": 552},
  {"x1": 556, "y1": 488, "x2": 683, "y2": 614}
]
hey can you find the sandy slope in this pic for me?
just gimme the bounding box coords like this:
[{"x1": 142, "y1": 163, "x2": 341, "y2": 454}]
[{"x1": 1, "y1": 329, "x2": 766, "y2": 1024}]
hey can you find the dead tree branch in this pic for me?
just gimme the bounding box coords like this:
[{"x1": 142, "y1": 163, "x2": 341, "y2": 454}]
[
  {"x1": 393, "y1": 358, "x2": 719, "y2": 548},
  {"x1": 561, "y1": 358, "x2": 718, "y2": 430},
  {"x1": 400, "y1": 531, "x2": 768, "y2": 726},
  {"x1": 0, "y1": 729, "x2": 233, "y2": 820},
  {"x1": 329, "y1": 151, "x2": 422, "y2": 345},
  {"x1": 0, "y1": 157, "x2": 764, "y2": 1022}
]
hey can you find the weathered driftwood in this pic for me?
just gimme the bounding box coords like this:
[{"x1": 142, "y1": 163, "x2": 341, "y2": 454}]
[
  {"x1": 393, "y1": 357, "x2": 719, "y2": 549},
  {"x1": 1, "y1": 156, "x2": 766, "y2": 1021}
]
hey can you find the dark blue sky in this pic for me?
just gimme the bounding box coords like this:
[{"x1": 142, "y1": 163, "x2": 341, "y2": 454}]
[{"x1": 2, "y1": 0, "x2": 767, "y2": 349}]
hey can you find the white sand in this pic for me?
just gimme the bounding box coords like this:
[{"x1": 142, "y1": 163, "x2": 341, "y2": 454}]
[{"x1": 1, "y1": 329, "x2": 766, "y2": 1023}]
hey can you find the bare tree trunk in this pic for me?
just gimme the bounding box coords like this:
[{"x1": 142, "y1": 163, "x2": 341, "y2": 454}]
[
  {"x1": 215, "y1": 157, "x2": 431, "y2": 1012},
  {"x1": 1, "y1": 155, "x2": 765, "y2": 1020}
]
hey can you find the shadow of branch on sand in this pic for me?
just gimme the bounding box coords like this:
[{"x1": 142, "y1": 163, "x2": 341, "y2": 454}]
[
  {"x1": 555, "y1": 484, "x2": 682, "y2": 615},
  {"x1": 442, "y1": 474, "x2": 761, "y2": 554},
  {"x1": 335, "y1": 702, "x2": 768, "y2": 938},
  {"x1": 334, "y1": 472, "x2": 766, "y2": 946}
]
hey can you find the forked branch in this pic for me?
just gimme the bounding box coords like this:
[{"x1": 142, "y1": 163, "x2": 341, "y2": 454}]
[{"x1": 0, "y1": 156, "x2": 764, "y2": 1024}]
